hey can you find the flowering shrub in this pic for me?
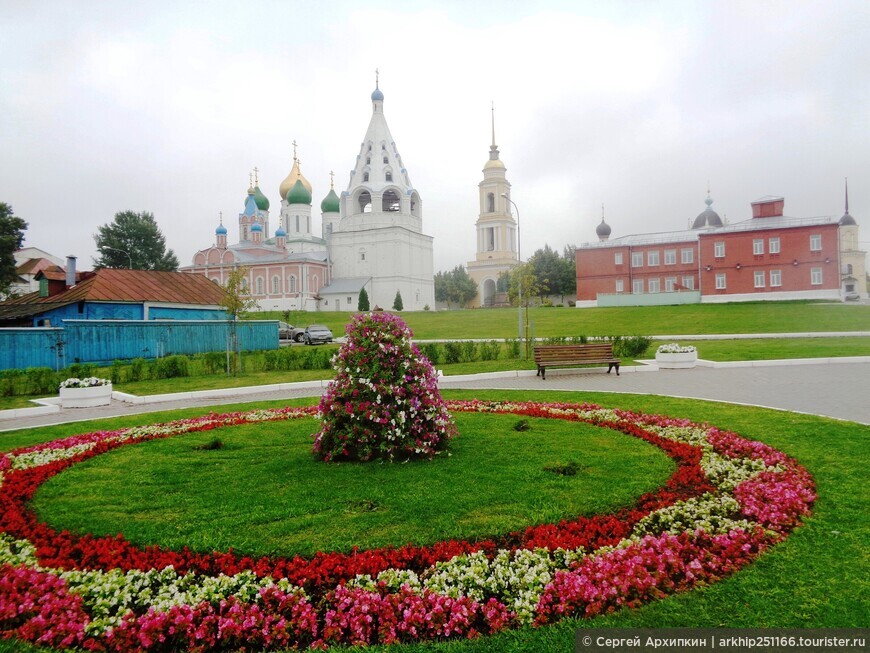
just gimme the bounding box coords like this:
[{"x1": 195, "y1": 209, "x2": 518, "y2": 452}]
[
  {"x1": 58, "y1": 377, "x2": 111, "y2": 390},
  {"x1": 313, "y1": 312, "x2": 456, "y2": 462},
  {"x1": 0, "y1": 401, "x2": 815, "y2": 650},
  {"x1": 656, "y1": 343, "x2": 697, "y2": 354}
]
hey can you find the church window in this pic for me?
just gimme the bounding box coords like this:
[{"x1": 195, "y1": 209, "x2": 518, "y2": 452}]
[
  {"x1": 846, "y1": 263, "x2": 853, "y2": 275},
  {"x1": 347, "y1": 296, "x2": 352, "y2": 304},
  {"x1": 241, "y1": 278, "x2": 249, "y2": 292},
  {"x1": 363, "y1": 172, "x2": 369, "y2": 182},
  {"x1": 385, "y1": 171, "x2": 393, "y2": 182},
  {"x1": 295, "y1": 216, "x2": 300, "y2": 231},
  {"x1": 487, "y1": 193, "x2": 495, "y2": 213},
  {"x1": 242, "y1": 226, "x2": 248, "y2": 241},
  {"x1": 360, "y1": 250, "x2": 367, "y2": 261},
  {"x1": 359, "y1": 191, "x2": 372, "y2": 213},
  {"x1": 485, "y1": 227, "x2": 495, "y2": 251},
  {"x1": 366, "y1": 157, "x2": 371, "y2": 165},
  {"x1": 289, "y1": 275, "x2": 297, "y2": 293},
  {"x1": 367, "y1": 144, "x2": 371, "y2": 152},
  {"x1": 307, "y1": 216, "x2": 310, "y2": 232},
  {"x1": 211, "y1": 277, "x2": 220, "y2": 285},
  {"x1": 272, "y1": 276, "x2": 280, "y2": 294},
  {"x1": 383, "y1": 190, "x2": 401, "y2": 212},
  {"x1": 312, "y1": 275, "x2": 318, "y2": 289},
  {"x1": 256, "y1": 277, "x2": 264, "y2": 295}
]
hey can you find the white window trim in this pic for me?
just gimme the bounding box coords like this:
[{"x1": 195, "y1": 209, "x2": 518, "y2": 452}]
[
  {"x1": 754, "y1": 271, "x2": 765, "y2": 288},
  {"x1": 753, "y1": 239, "x2": 764, "y2": 255},
  {"x1": 681, "y1": 248, "x2": 694, "y2": 264},
  {"x1": 714, "y1": 242, "x2": 725, "y2": 258},
  {"x1": 770, "y1": 270, "x2": 782, "y2": 287},
  {"x1": 664, "y1": 250, "x2": 676, "y2": 265},
  {"x1": 769, "y1": 237, "x2": 781, "y2": 254},
  {"x1": 811, "y1": 267, "x2": 823, "y2": 285},
  {"x1": 715, "y1": 273, "x2": 726, "y2": 289}
]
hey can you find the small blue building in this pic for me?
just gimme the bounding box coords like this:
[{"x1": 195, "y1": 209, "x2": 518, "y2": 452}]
[{"x1": 0, "y1": 266, "x2": 228, "y2": 326}]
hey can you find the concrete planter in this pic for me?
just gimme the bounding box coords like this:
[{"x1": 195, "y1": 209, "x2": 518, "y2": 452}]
[
  {"x1": 59, "y1": 383, "x2": 113, "y2": 408},
  {"x1": 655, "y1": 352, "x2": 697, "y2": 369}
]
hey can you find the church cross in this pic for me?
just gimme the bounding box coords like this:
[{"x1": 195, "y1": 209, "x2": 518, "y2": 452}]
[
  {"x1": 292, "y1": 140, "x2": 298, "y2": 161},
  {"x1": 253, "y1": 166, "x2": 259, "y2": 185}
]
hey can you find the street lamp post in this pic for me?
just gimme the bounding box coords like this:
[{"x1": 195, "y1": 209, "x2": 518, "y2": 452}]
[
  {"x1": 501, "y1": 194, "x2": 524, "y2": 356},
  {"x1": 100, "y1": 246, "x2": 133, "y2": 269}
]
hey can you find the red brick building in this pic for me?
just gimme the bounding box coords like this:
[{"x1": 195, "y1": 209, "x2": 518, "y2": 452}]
[{"x1": 576, "y1": 194, "x2": 863, "y2": 306}]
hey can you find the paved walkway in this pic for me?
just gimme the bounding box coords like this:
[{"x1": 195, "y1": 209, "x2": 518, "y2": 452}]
[{"x1": 1, "y1": 359, "x2": 868, "y2": 432}]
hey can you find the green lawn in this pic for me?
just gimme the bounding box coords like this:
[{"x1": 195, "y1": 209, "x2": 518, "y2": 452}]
[
  {"x1": 254, "y1": 301, "x2": 870, "y2": 340},
  {"x1": 0, "y1": 390, "x2": 866, "y2": 653},
  {"x1": 32, "y1": 413, "x2": 673, "y2": 558}
]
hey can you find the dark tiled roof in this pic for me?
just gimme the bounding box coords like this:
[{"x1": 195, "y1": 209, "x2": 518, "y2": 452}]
[{"x1": 0, "y1": 269, "x2": 227, "y2": 309}]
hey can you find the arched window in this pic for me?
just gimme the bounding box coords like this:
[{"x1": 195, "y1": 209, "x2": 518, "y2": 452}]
[
  {"x1": 847, "y1": 264, "x2": 853, "y2": 274},
  {"x1": 241, "y1": 278, "x2": 249, "y2": 292},
  {"x1": 289, "y1": 275, "x2": 297, "y2": 293},
  {"x1": 487, "y1": 193, "x2": 495, "y2": 213},
  {"x1": 363, "y1": 172, "x2": 369, "y2": 182},
  {"x1": 256, "y1": 277, "x2": 264, "y2": 295},
  {"x1": 311, "y1": 274, "x2": 319, "y2": 290},
  {"x1": 307, "y1": 216, "x2": 310, "y2": 232},
  {"x1": 272, "y1": 276, "x2": 280, "y2": 294},
  {"x1": 295, "y1": 215, "x2": 300, "y2": 232},
  {"x1": 359, "y1": 191, "x2": 372, "y2": 213},
  {"x1": 383, "y1": 189, "x2": 401, "y2": 212},
  {"x1": 383, "y1": 156, "x2": 389, "y2": 164},
  {"x1": 366, "y1": 157, "x2": 371, "y2": 165},
  {"x1": 385, "y1": 171, "x2": 393, "y2": 182},
  {"x1": 211, "y1": 277, "x2": 220, "y2": 285}
]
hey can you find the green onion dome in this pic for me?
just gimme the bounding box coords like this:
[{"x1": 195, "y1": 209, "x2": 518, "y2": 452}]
[
  {"x1": 320, "y1": 188, "x2": 340, "y2": 213},
  {"x1": 253, "y1": 186, "x2": 270, "y2": 211},
  {"x1": 286, "y1": 179, "x2": 312, "y2": 205}
]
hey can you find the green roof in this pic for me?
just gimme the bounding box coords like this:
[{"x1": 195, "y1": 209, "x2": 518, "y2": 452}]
[{"x1": 253, "y1": 186, "x2": 270, "y2": 211}]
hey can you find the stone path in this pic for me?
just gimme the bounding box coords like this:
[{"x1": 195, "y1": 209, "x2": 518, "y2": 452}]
[{"x1": 1, "y1": 359, "x2": 867, "y2": 432}]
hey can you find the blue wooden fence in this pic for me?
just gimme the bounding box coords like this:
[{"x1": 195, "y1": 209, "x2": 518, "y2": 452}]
[{"x1": 0, "y1": 320, "x2": 278, "y2": 370}]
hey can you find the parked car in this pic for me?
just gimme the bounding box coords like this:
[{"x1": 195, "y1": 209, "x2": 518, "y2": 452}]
[
  {"x1": 304, "y1": 324, "x2": 334, "y2": 345},
  {"x1": 278, "y1": 322, "x2": 306, "y2": 342}
]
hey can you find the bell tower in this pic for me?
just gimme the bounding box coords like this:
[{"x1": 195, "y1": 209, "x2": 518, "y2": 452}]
[{"x1": 467, "y1": 104, "x2": 518, "y2": 307}]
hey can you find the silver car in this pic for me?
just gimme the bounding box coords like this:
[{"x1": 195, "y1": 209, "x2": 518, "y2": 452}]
[
  {"x1": 278, "y1": 322, "x2": 306, "y2": 342},
  {"x1": 304, "y1": 324, "x2": 334, "y2": 345}
]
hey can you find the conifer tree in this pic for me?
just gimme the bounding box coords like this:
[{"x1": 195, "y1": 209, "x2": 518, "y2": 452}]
[
  {"x1": 358, "y1": 287, "x2": 370, "y2": 311},
  {"x1": 393, "y1": 290, "x2": 403, "y2": 311}
]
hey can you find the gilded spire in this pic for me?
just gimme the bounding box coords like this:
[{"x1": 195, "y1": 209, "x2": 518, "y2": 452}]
[
  {"x1": 487, "y1": 102, "x2": 502, "y2": 164},
  {"x1": 491, "y1": 101, "x2": 496, "y2": 148}
]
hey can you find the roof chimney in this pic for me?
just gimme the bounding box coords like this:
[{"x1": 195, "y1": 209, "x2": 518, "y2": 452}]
[{"x1": 65, "y1": 256, "x2": 77, "y2": 288}]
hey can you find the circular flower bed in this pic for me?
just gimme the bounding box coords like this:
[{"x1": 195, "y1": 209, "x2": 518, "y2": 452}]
[{"x1": 0, "y1": 401, "x2": 815, "y2": 651}]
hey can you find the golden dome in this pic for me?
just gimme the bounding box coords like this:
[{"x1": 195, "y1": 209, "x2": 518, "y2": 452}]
[
  {"x1": 279, "y1": 159, "x2": 313, "y2": 201},
  {"x1": 484, "y1": 158, "x2": 506, "y2": 170}
]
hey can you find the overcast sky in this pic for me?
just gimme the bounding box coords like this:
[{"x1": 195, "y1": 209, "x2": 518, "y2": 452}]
[{"x1": 1, "y1": 0, "x2": 868, "y2": 273}]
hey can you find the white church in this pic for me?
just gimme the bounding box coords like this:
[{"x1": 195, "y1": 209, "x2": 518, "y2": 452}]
[{"x1": 185, "y1": 81, "x2": 436, "y2": 312}]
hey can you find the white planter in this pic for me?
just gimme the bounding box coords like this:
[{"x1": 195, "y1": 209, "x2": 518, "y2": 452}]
[
  {"x1": 655, "y1": 352, "x2": 697, "y2": 369},
  {"x1": 60, "y1": 383, "x2": 113, "y2": 408}
]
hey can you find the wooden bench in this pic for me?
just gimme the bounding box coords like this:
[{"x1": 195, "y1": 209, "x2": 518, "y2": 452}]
[{"x1": 533, "y1": 343, "x2": 620, "y2": 380}]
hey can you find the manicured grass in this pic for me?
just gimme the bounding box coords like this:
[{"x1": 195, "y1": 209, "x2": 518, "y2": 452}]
[
  {"x1": 692, "y1": 336, "x2": 870, "y2": 361},
  {"x1": 32, "y1": 413, "x2": 673, "y2": 558},
  {"x1": 1, "y1": 389, "x2": 866, "y2": 652},
  {"x1": 255, "y1": 301, "x2": 870, "y2": 339}
]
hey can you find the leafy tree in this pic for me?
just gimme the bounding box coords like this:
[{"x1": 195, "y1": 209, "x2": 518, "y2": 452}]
[
  {"x1": 219, "y1": 267, "x2": 256, "y2": 375},
  {"x1": 0, "y1": 203, "x2": 28, "y2": 299},
  {"x1": 433, "y1": 265, "x2": 477, "y2": 309},
  {"x1": 358, "y1": 287, "x2": 370, "y2": 311},
  {"x1": 93, "y1": 211, "x2": 179, "y2": 270},
  {"x1": 393, "y1": 290, "x2": 403, "y2": 311}
]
